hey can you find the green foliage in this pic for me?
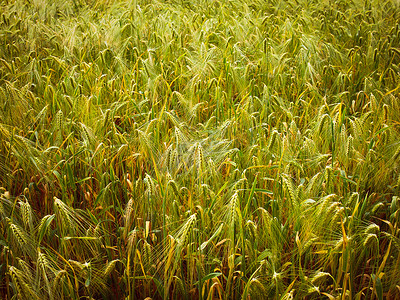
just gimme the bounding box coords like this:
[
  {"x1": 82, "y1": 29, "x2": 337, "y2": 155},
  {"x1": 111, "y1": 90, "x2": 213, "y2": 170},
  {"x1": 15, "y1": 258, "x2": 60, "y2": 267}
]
[{"x1": 1, "y1": 0, "x2": 400, "y2": 298}]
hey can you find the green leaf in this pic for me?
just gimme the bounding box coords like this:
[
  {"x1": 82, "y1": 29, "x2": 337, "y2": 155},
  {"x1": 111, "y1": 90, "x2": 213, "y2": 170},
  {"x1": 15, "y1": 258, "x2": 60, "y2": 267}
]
[
  {"x1": 62, "y1": 236, "x2": 98, "y2": 240},
  {"x1": 38, "y1": 214, "x2": 55, "y2": 244},
  {"x1": 194, "y1": 272, "x2": 222, "y2": 284},
  {"x1": 371, "y1": 274, "x2": 383, "y2": 300},
  {"x1": 202, "y1": 272, "x2": 222, "y2": 281}
]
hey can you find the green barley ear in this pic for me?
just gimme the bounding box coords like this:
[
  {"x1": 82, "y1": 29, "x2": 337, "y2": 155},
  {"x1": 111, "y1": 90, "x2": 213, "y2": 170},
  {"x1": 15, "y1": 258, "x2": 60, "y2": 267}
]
[
  {"x1": 9, "y1": 266, "x2": 37, "y2": 299},
  {"x1": 176, "y1": 213, "x2": 196, "y2": 247},
  {"x1": 324, "y1": 166, "x2": 333, "y2": 192},
  {"x1": 68, "y1": 259, "x2": 85, "y2": 272},
  {"x1": 347, "y1": 192, "x2": 359, "y2": 208},
  {"x1": 8, "y1": 266, "x2": 29, "y2": 299},
  {"x1": 282, "y1": 175, "x2": 297, "y2": 208},
  {"x1": 172, "y1": 275, "x2": 186, "y2": 297},
  {"x1": 363, "y1": 233, "x2": 379, "y2": 252},
  {"x1": 310, "y1": 271, "x2": 333, "y2": 285},
  {"x1": 204, "y1": 116, "x2": 216, "y2": 130},
  {"x1": 339, "y1": 123, "x2": 346, "y2": 147},
  {"x1": 145, "y1": 118, "x2": 159, "y2": 135},
  {"x1": 103, "y1": 259, "x2": 119, "y2": 277},
  {"x1": 247, "y1": 278, "x2": 267, "y2": 298},
  {"x1": 305, "y1": 172, "x2": 322, "y2": 198},
  {"x1": 144, "y1": 174, "x2": 156, "y2": 198},
  {"x1": 289, "y1": 119, "x2": 299, "y2": 141},
  {"x1": 33, "y1": 105, "x2": 48, "y2": 128},
  {"x1": 165, "y1": 145, "x2": 172, "y2": 171},
  {"x1": 316, "y1": 194, "x2": 337, "y2": 219},
  {"x1": 52, "y1": 269, "x2": 67, "y2": 291},
  {"x1": 167, "y1": 178, "x2": 180, "y2": 199},
  {"x1": 233, "y1": 174, "x2": 248, "y2": 199},
  {"x1": 226, "y1": 192, "x2": 239, "y2": 243},
  {"x1": 207, "y1": 158, "x2": 218, "y2": 178},
  {"x1": 383, "y1": 104, "x2": 389, "y2": 122},
  {"x1": 55, "y1": 110, "x2": 63, "y2": 131},
  {"x1": 174, "y1": 126, "x2": 182, "y2": 145},
  {"x1": 137, "y1": 129, "x2": 155, "y2": 156},
  {"x1": 53, "y1": 197, "x2": 75, "y2": 236},
  {"x1": 169, "y1": 148, "x2": 178, "y2": 172},
  {"x1": 350, "y1": 118, "x2": 363, "y2": 141},
  {"x1": 301, "y1": 137, "x2": 314, "y2": 158},
  {"x1": 6, "y1": 217, "x2": 34, "y2": 258},
  {"x1": 165, "y1": 111, "x2": 181, "y2": 128},
  {"x1": 364, "y1": 223, "x2": 380, "y2": 235},
  {"x1": 16, "y1": 258, "x2": 33, "y2": 280},
  {"x1": 123, "y1": 198, "x2": 135, "y2": 239},
  {"x1": 37, "y1": 248, "x2": 52, "y2": 273},
  {"x1": 37, "y1": 248, "x2": 53, "y2": 298},
  {"x1": 54, "y1": 110, "x2": 64, "y2": 145},
  {"x1": 267, "y1": 129, "x2": 279, "y2": 152},
  {"x1": 329, "y1": 204, "x2": 344, "y2": 226},
  {"x1": 346, "y1": 135, "x2": 353, "y2": 158},
  {"x1": 19, "y1": 199, "x2": 34, "y2": 233},
  {"x1": 143, "y1": 240, "x2": 152, "y2": 266},
  {"x1": 80, "y1": 122, "x2": 95, "y2": 147},
  {"x1": 228, "y1": 191, "x2": 239, "y2": 218},
  {"x1": 317, "y1": 114, "x2": 330, "y2": 135}
]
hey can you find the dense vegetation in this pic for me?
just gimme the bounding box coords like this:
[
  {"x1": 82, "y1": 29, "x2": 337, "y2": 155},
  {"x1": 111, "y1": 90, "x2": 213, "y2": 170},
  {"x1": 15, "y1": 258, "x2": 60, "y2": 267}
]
[{"x1": 1, "y1": 0, "x2": 400, "y2": 298}]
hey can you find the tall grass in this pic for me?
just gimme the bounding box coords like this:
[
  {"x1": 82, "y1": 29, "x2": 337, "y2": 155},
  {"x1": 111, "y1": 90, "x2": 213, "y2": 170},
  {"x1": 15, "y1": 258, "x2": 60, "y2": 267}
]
[{"x1": 1, "y1": 0, "x2": 400, "y2": 298}]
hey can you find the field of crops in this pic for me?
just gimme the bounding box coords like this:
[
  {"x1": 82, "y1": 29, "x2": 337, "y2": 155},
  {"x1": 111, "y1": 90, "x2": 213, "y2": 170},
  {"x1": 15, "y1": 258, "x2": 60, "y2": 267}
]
[{"x1": 1, "y1": 0, "x2": 400, "y2": 298}]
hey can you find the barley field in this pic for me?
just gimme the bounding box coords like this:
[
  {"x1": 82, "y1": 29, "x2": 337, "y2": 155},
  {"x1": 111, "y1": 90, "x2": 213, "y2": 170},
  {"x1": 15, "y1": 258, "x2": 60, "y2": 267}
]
[{"x1": 0, "y1": 0, "x2": 400, "y2": 299}]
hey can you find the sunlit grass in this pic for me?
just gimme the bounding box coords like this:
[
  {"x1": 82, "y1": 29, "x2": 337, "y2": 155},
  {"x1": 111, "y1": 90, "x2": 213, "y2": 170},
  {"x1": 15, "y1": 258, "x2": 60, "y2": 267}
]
[{"x1": 1, "y1": 0, "x2": 400, "y2": 298}]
